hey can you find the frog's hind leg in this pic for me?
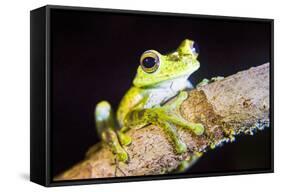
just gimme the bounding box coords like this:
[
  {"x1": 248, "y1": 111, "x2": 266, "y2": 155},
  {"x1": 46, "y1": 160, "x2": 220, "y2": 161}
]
[
  {"x1": 95, "y1": 101, "x2": 128, "y2": 162},
  {"x1": 117, "y1": 95, "x2": 151, "y2": 146}
]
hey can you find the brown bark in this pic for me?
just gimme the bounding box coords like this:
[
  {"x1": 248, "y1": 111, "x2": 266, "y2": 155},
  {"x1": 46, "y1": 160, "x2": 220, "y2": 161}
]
[{"x1": 54, "y1": 63, "x2": 270, "y2": 180}]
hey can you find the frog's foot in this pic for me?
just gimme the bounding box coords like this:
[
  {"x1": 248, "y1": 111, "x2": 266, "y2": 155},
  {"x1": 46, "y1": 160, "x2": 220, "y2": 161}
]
[
  {"x1": 101, "y1": 129, "x2": 131, "y2": 163},
  {"x1": 196, "y1": 78, "x2": 210, "y2": 87},
  {"x1": 95, "y1": 101, "x2": 128, "y2": 162},
  {"x1": 101, "y1": 130, "x2": 128, "y2": 162},
  {"x1": 197, "y1": 76, "x2": 224, "y2": 87},
  {"x1": 147, "y1": 91, "x2": 205, "y2": 154}
]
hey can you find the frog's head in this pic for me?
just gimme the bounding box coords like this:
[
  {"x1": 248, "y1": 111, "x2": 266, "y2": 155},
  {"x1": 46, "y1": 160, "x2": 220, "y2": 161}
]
[{"x1": 133, "y1": 39, "x2": 200, "y2": 88}]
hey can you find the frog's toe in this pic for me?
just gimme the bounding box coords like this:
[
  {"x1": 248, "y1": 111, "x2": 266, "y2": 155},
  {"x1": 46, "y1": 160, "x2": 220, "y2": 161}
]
[
  {"x1": 175, "y1": 141, "x2": 187, "y2": 154},
  {"x1": 116, "y1": 150, "x2": 129, "y2": 162},
  {"x1": 192, "y1": 123, "x2": 205, "y2": 136},
  {"x1": 114, "y1": 143, "x2": 129, "y2": 162},
  {"x1": 101, "y1": 130, "x2": 130, "y2": 163},
  {"x1": 179, "y1": 121, "x2": 205, "y2": 136},
  {"x1": 118, "y1": 132, "x2": 132, "y2": 146},
  {"x1": 196, "y1": 78, "x2": 210, "y2": 87}
]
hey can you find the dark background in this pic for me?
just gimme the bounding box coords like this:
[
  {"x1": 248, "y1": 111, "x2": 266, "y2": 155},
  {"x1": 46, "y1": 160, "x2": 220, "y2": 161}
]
[{"x1": 50, "y1": 9, "x2": 271, "y2": 178}]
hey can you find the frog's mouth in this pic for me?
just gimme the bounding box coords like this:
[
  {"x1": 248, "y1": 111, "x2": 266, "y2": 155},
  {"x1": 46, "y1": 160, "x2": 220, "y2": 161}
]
[
  {"x1": 133, "y1": 59, "x2": 200, "y2": 88},
  {"x1": 135, "y1": 73, "x2": 192, "y2": 89},
  {"x1": 134, "y1": 70, "x2": 195, "y2": 88}
]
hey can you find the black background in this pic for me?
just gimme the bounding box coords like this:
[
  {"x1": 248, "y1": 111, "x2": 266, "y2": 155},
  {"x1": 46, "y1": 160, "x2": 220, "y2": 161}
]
[{"x1": 50, "y1": 9, "x2": 271, "y2": 178}]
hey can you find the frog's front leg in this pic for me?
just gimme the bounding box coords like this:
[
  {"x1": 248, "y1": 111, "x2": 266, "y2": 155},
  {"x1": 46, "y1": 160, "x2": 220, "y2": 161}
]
[
  {"x1": 95, "y1": 101, "x2": 128, "y2": 162},
  {"x1": 125, "y1": 91, "x2": 205, "y2": 154},
  {"x1": 161, "y1": 91, "x2": 204, "y2": 136}
]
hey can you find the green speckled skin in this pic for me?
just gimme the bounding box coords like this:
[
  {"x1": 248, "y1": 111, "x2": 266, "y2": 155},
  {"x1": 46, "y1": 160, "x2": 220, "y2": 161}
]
[{"x1": 95, "y1": 39, "x2": 204, "y2": 162}]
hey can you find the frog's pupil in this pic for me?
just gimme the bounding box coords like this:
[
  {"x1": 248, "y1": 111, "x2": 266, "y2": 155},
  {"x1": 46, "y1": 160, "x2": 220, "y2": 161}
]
[{"x1": 142, "y1": 57, "x2": 156, "y2": 68}]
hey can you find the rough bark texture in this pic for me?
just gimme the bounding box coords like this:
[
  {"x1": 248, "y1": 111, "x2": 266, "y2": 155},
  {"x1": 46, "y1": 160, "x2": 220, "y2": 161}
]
[{"x1": 54, "y1": 63, "x2": 270, "y2": 180}]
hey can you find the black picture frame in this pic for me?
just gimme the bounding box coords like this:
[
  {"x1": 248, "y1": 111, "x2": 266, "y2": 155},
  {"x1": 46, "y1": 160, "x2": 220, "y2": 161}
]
[{"x1": 30, "y1": 5, "x2": 274, "y2": 187}]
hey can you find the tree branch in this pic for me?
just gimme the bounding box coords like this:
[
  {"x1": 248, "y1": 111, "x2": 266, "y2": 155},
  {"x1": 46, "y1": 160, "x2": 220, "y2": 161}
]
[{"x1": 54, "y1": 63, "x2": 270, "y2": 180}]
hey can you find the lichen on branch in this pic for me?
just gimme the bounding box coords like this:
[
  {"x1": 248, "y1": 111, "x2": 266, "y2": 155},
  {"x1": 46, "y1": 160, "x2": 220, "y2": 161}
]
[{"x1": 54, "y1": 63, "x2": 270, "y2": 180}]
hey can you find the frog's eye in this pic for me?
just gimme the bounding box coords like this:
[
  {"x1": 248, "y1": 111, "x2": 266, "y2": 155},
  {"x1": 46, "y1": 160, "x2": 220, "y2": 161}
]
[
  {"x1": 191, "y1": 42, "x2": 199, "y2": 56},
  {"x1": 140, "y1": 50, "x2": 160, "y2": 73}
]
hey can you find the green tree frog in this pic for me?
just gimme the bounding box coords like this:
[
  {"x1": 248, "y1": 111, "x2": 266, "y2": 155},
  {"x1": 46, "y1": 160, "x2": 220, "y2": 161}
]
[{"x1": 95, "y1": 39, "x2": 204, "y2": 163}]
